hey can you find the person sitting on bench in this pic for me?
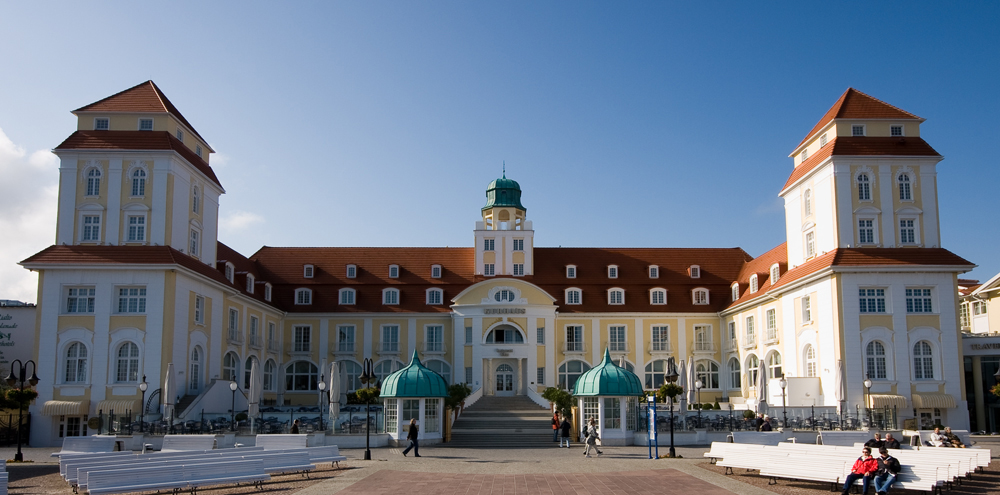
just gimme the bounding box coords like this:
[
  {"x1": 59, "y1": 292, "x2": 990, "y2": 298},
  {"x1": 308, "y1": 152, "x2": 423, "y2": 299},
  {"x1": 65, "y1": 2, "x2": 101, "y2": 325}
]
[
  {"x1": 841, "y1": 446, "x2": 878, "y2": 495},
  {"x1": 864, "y1": 432, "x2": 884, "y2": 450},
  {"x1": 882, "y1": 433, "x2": 900, "y2": 450},
  {"x1": 943, "y1": 427, "x2": 965, "y2": 448}
]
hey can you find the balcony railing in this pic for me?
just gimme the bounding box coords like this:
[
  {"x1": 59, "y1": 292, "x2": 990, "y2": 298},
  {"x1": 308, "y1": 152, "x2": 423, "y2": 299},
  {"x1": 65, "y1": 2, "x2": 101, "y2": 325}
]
[
  {"x1": 649, "y1": 341, "x2": 672, "y2": 353},
  {"x1": 379, "y1": 342, "x2": 400, "y2": 354},
  {"x1": 563, "y1": 342, "x2": 585, "y2": 353},
  {"x1": 725, "y1": 338, "x2": 738, "y2": 350},
  {"x1": 331, "y1": 342, "x2": 355, "y2": 354},
  {"x1": 742, "y1": 335, "x2": 757, "y2": 349},
  {"x1": 608, "y1": 342, "x2": 629, "y2": 353},
  {"x1": 248, "y1": 334, "x2": 263, "y2": 349},
  {"x1": 764, "y1": 330, "x2": 780, "y2": 344},
  {"x1": 267, "y1": 339, "x2": 281, "y2": 353},
  {"x1": 693, "y1": 341, "x2": 715, "y2": 352},
  {"x1": 422, "y1": 341, "x2": 446, "y2": 354},
  {"x1": 227, "y1": 329, "x2": 244, "y2": 345}
]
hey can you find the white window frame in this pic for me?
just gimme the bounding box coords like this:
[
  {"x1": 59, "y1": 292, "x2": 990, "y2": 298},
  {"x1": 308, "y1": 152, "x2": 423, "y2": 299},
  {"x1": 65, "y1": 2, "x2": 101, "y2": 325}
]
[
  {"x1": 246, "y1": 274, "x2": 255, "y2": 294},
  {"x1": 749, "y1": 274, "x2": 758, "y2": 294},
  {"x1": 194, "y1": 295, "x2": 205, "y2": 324},
  {"x1": 912, "y1": 340, "x2": 935, "y2": 380},
  {"x1": 484, "y1": 263, "x2": 495, "y2": 276},
  {"x1": 865, "y1": 340, "x2": 889, "y2": 380},
  {"x1": 692, "y1": 288, "x2": 709, "y2": 305},
  {"x1": 890, "y1": 124, "x2": 904, "y2": 137},
  {"x1": 383, "y1": 288, "x2": 400, "y2": 305},
  {"x1": 513, "y1": 263, "x2": 524, "y2": 276},
  {"x1": 381, "y1": 325, "x2": 400, "y2": 353},
  {"x1": 389, "y1": 264, "x2": 399, "y2": 278},
  {"x1": 731, "y1": 283, "x2": 740, "y2": 302},
  {"x1": 66, "y1": 286, "x2": 96, "y2": 314},
  {"x1": 303, "y1": 265, "x2": 314, "y2": 278},
  {"x1": 94, "y1": 117, "x2": 109, "y2": 130},
  {"x1": 431, "y1": 264, "x2": 442, "y2": 278},
  {"x1": 905, "y1": 287, "x2": 934, "y2": 313},
  {"x1": 766, "y1": 308, "x2": 777, "y2": 341},
  {"x1": 858, "y1": 218, "x2": 876, "y2": 245},
  {"x1": 649, "y1": 288, "x2": 666, "y2": 305},
  {"x1": 801, "y1": 148, "x2": 809, "y2": 163},
  {"x1": 295, "y1": 288, "x2": 312, "y2": 305},
  {"x1": 565, "y1": 288, "x2": 582, "y2": 305},
  {"x1": 566, "y1": 265, "x2": 577, "y2": 278},
  {"x1": 293, "y1": 325, "x2": 311, "y2": 353},
  {"x1": 651, "y1": 325, "x2": 670, "y2": 352},
  {"x1": 852, "y1": 124, "x2": 866, "y2": 136},
  {"x1": 63, "y1": 341, "x2": 90, "y2": 384},
  {"x1": 857, "y1": 173, "x2": 872, "y2": 201},
  {"x1": 346, "y1": 264, "x2": 357, "y2": 278},
  {"x1": 820, "y1": 133, "x2": 828, "y2": 146},
  {"x1": 225, "y1": 262, "x2": 235, "y2": 282},
  {"x1": 176, "y1": 128, "x2": 184, "y2": 141},
  {"x1": 192, "y1": 185, "x2": 200, "y2": 213},
  {"x1": 608, "y1": 265, "x2": 618, "y2": 279},
  {"x1": 189, "y1": 228, "x2": 200, "y2": 257},
  {"x1": 80, "y1": 212, "x2": 102, "y2": 242},
  {"x1": 648, "y1": 265, "x2": 659, "y2": 279},
  {"x1": 859, "y1": 288, "x2": 887, "y2": 313},
  {"x1": 803, "y1": 189, "x2": 812, "y2": 217},
  {"x1": 85, "y1": 167, "x2": 101, "y2": 197},
  {"x1": 607, "y1": 288, "x2": 624, "y2": 305},
  {"x1": 512, "y1": 239, "x2": 524, "y2": 251},
  {"x1": 770, "y1": 264, "x2": 780, "y2": 285},
  {"x1": 339, "y1": 288, "x2": 356, "y2": 305},
  {"x1": 608, "y1": 325, "x2": 627, "y2": 352},
  {"x1": 336, "y1": 325, "x2": 356, "y2": 352},
  {"x1": 897, "y1": 172, "x2": 913, "y2": 201},
  {"x1": 130, "y1": 167, "x2": 147, "y2": 197},
  {"x1": 483, "y1": 238, "x2": 495, "y2": 251},
  {"x1": 899, "y1": 218, "x2": 918, "y2": 245},
  {"x1": 805, "y1": 230, "x2": 816, "y2": 258},
  {"x1": 689, "y1": 265, "x2": 701, "y2": 278},
  {"x1": 804, "y1": 345, "x2": 817, "y2": 377},
  {"x1": 138, "y1": 118, "x2": 153, "y2": 131},
  {"x1": 801, "y1": 295, "x2": 812, "y2": 323},
  {"x1": 426, "y1": 288, "x2": 443, "y2": 305},
  {"x1": 116, "y1": 286, "x2": 147, "y2": 314},
  {"x1": 264, "y1": 283, "x2": 272, "y2": 302},
  {"x1": 196, "y1": 145, "x2": 203, "y2": 157}
]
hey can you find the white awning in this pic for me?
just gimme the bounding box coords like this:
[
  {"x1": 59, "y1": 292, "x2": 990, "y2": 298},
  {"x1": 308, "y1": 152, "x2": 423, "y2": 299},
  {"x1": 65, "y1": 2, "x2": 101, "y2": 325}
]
[
  {"x1": 42, "y1": 400, "x2": 89, "y2": 416},
  {"x1": 868, "y1": 394, "x2": 908, "y2": 409},
  {"x1": 911, "y1": 393, "x2": 957, "y2": 409},
  {"x1": 95, "y1": 400, "x2": 139, "y2": 414}
]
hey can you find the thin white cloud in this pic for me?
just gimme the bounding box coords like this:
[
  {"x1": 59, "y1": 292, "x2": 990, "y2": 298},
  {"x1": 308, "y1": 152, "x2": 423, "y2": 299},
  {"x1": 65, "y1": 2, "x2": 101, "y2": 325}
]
[
  {"x1": 0, "y1": 128, "x2": 58, "y2": 304},
  {"x1": 220, "y1": 210, "x2": 265, "y2": 234}
]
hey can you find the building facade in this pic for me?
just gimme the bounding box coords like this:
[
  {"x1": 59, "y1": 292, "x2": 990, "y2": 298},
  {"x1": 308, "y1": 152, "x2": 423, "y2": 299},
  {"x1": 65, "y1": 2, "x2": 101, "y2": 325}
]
[{"x1": 21, "y1": 82, "x2": 975, "y2": 446}]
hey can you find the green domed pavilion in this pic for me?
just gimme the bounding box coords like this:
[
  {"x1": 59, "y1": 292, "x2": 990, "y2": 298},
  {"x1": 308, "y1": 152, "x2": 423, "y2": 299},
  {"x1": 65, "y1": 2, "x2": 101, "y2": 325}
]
[
  {"x1": 574, "y1": 348, "x2": 644, "y2": 446},
  {"x1": 381, "y1": 351, "x2": 449, "y2": 446}
]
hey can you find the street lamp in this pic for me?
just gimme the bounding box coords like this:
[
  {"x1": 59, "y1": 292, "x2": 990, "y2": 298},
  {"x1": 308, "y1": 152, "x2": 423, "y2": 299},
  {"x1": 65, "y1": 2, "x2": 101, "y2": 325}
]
[
  {"x1": 229, "y1": 380, "x2": 238, "y2": 431},
  {"x1": 318, "y1": 377, "x2": 327, "y2": 432},
  {"x1": 359, "y1": 358, "x2": 374, "y2": 460},
  {"x1": 694, "y1": 379, "x2": 703, "y2": 427},
  {"x1": 778, "y1": 375, "x2": 787, "y2": 429},
  {"x1": 664, "y1": 357, "x2": 680, "y2": 458},
  {"x1": 138, "y1": 376, "x2": 148, "y2": 433},
  {"x1": 6, "y1": 359, "x2": 39, "y2": 462},
  {"x1": 863, "y1": 374, "x2": 873, "y2": 428}
]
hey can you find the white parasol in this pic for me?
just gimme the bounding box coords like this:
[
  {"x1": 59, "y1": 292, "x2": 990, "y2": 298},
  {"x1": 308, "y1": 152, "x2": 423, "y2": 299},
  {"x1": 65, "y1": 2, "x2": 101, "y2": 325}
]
[
  {"x1": 686, "y1": 358, "x2": 697, "y2": 405},
  {"x1": 756, "y1": 361, "x2": 768, "y2": 416},
  {"x1": 677, "y1": 359, "x2": 688, "y2": 412},
  {"x1": 834, "y1": 359, "x2": 845, "y2": 418},
  {"x1": 328, "y1": 361, "x2": 341, "y2": 430},
  {"x1": 248, "y1": 357, "x2": 262, "y2": 432},
  {"x1": 162, "y1": 363, "x2": 176, "y2": 425}
]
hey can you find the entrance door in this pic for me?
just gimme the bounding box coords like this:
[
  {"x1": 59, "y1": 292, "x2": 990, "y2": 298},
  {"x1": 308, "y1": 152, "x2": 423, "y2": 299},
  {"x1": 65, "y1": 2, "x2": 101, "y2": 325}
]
[{"x1": 495, "y1": 364, "x2": 515, "y2": 396}]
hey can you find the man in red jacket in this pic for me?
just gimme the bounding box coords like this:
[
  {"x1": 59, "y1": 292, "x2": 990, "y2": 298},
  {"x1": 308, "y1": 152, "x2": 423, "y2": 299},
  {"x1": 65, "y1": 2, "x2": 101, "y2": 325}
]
[{"x1": 841, "y1": 446, "x2": 878, "y2": 495}]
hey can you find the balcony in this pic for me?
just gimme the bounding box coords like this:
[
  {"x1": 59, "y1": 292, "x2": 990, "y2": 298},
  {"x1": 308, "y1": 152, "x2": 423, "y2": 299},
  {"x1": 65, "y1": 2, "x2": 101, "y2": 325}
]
[
  {"x1": 563, "y1": 342, "x2": 585, "y2": 354},
  {"x1": 742, "y1": 335, "x2": 757, "y2": 349},
  {"x1": 693, "y1": 341, "x2": 715, "y2": 353},
  {"x1": 378, "y1": 342, "x2": 400, "y2": 356},
  {"x1": 422, "y1": 341, "x2": 446, "y2": 355},
  {"x1": 725, "y1": 338, "x2": 738, "y2": 351},
  {"x1": 608, "y1": 342, "x2": 629, "y2": 353},
  {"x1": 267, "y1": 339, "x2": 281, "y2": 353},
  {"x1": 764, "y1": 330, "x2": 780, "y2": 345},
  {"x1": 331, "y1": 342, "x2": 356, "y2": 355},
  {"x1": 648, "y1": 341, "x2": 672, "y2": 354},
  {"x1": 287, "y1": 343, "x2": 311, "y2": 356},
  {"x1": 248, "y1": 334, "x2": 263, "y2": 349},
  {"x1": 226, "y1": 329, "x2": 244, "y2": 345}
]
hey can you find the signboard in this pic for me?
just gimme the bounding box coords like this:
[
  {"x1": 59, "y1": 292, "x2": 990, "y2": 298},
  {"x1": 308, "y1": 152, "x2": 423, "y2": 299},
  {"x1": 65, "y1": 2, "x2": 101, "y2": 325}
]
[
  {"x1": 0, "y1": 305, "x2": 35, "y2": 372},
  {"x1": 647, "y1": 404, "x2": 657, "y2": 440}
]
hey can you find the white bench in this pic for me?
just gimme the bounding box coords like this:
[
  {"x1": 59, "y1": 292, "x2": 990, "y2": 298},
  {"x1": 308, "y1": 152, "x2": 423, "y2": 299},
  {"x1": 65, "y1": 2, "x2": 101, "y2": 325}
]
[
  {"x1": 66, "y1": 448, "x2": 266, "y2": 486},
  {"x1": 85, "y1": 458, "x2": 270, "y2": 495},
  {"x1": 51, "y1": 436, "x2": 118, "y2": 457},
  {"x1": 766, "y1": 443, "x2": 946, "y2": 494},
  {"x1": 159, "y1": 434, "x2": 217, "y2": 452},
  {"x1": 303, "y1": 445, "x2": 347, "y2": 468},
  {"x1": 717, "y1": 449, "x2": 790, "y2": 475},
  {"x1": 704, "y1": 442, "x2": 766, "y2": 464},
  {"x1": 759, "y1": 456, "x2": 848, "y2": 490},
  {"x1": 0, "y1": 471, "x2": 8, "y2": 495},
  {"x1": 730, "y1": 431, "x2": 786, "y2": 445},
  {"x1": 255, "y1": 434, "x2": 308, "y2": 449},
  {"x1": 818, "y1": 431, "x2": 875, "y2": 446}
]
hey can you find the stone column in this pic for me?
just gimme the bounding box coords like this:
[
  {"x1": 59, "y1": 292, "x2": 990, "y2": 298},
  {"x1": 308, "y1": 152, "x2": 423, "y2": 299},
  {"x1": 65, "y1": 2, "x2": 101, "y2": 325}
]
[{"x1": 486, "y1": 358, "x2": 493, "y2": 395}]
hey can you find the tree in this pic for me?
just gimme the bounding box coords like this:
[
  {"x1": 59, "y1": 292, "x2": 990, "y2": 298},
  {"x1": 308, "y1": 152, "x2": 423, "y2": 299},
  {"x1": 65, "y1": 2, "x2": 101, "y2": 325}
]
[
  {"x1": 541, "y1": 387, "x2": 574, "y2": 416},
  {"x1": 656, "y1": 383, "x2": 683, "y2": 404}
]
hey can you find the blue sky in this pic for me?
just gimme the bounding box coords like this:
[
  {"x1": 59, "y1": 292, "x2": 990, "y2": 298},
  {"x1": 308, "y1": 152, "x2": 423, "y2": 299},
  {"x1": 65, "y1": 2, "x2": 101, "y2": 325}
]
[{"x1": 1, "y1": 3, "x2": 997, "y2": 302}]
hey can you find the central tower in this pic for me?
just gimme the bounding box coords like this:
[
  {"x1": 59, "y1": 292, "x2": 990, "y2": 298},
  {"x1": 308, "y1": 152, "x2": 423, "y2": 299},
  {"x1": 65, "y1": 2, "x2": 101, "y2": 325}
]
[{"x1": 474, "y1": 173, "x2": 534, "y2": 277}]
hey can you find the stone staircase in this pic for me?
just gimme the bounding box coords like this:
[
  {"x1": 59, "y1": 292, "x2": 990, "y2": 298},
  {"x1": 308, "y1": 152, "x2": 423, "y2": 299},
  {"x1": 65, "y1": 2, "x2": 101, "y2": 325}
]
[
  {"x1": 174, "y1": 394, "x2": 198, "y2": 416},
  {"x1": 446, "y1": 396, "x2": 556, "y2": 448}
]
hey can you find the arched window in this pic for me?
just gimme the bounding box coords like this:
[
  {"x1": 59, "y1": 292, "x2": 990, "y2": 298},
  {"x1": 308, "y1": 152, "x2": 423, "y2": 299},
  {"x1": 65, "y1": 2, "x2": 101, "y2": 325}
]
[
  {"x1": 804, "y1": 345, "x2": 817, "y2": 377},
  {"x1": 913, "y1": 341, "x2": 934, "y2": 380},
  {"x1": 749, "y1": 274, "x2": 759, "y2": 294},
  {"x1": 692, "y1": 288, "x2": 709, "y2": 305},
  {"x1": 425, "y1": 359, "x2": 451, "y2": 385},
  {"x1": 284, "y1": 361, "x2": 319, "y2": 391},
  {"x1": 565, "y1": 288, "x2": 582, "y2": 305},
  {"x1": 865, "y1": 341, "x2": 887, "y2": 380},
  {"x1": 426, "y1": 288, "x2": 443, "y2": 305},
  {"x1": 65, "y1": 342, "x2": 88, "y2": 383},
  {"x1": 374, "y1": 359, "x2": 401, "y2": 383},
  {"x1": 731, "y1": 283, "x2": 740, "y2": 302},
  {"x1": 343, "y1": 360, "x2": 363, "y2": 391},
  {"x1": 644, "y1": 359, "x2": 668, "y2": 389},
  {"x1": 263, "y1": 359, "x2": 276, "y2": 391},
  {"x1": 222, "y1": 351, "x2": 239, "y2": 382},
  {"x1": 858, "y1": 173, "x2": 871, "y2": 201},
  {"x1": 770, "y1": 264, "x2": 780, "y2": 285},
  {"x1": 86, "y1": 168, "x2": 101, "y2": 196},
  {"x1": 607, "y1": 288, "x2": 624, "y2": 305},
  {"x1": 766, "y1": 351, "x2": 782, "y2": 379},
  {"x1": 696, "y1": 360, "x2": 720, "y2": 389},
  {"x1": 225, "y1": 263, "x2": 235, "y2": 283},
  {"x1": 244, "y1": 357, "x2": 254, "y2": 389},
  {"x1": 747, "y1": 354, "x2": 760, "y2": 387},
  {"x1": 728, "y1": 358, "x2": 740, "y2": 390},
  {"x1": 558, "y1": 360, "x2": 591, "y2": 391},
  {"x1": 192, "y1": 186, "x2": 200, "y2": 213},
  {"x1": 339, "y1": 288, "x2": 356, "y2": 305},
  {"x1": 131, "y1": 168, "x2": 146, "y2": 197},
  {"x1": 804, "y1": 189, "x2": 812, "y2": 216},
  {"x1": 650, "y1": 288, "x2": 666, "y2": 305},
  {"x1": 486, "y1": 326, "x2": 524, "y2": 344},
  {"x1": 898, "y1": 173, "x2": 912, "y2": 201},
  {"x1": 382, "y1": 288, "x2": 399, "y2": 305},
  {"x1": 189, "y1": 346, "x2": 201, "y2": 392},
  {"x1": 115, "y1": 342, "x2": 140, "y2": 383},
  {"x1": 295, "y1": 288, "x2": 312, "y2": 305}
]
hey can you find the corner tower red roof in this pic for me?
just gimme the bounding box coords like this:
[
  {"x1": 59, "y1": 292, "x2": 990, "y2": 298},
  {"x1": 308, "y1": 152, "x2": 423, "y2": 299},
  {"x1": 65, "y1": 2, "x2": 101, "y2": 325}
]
[
  {"x1": 74, "y1": 80, "x2": 209, "y2": 146},
  {"x1": 793, "y1": 88, "x2": 923, "y2": 152}
]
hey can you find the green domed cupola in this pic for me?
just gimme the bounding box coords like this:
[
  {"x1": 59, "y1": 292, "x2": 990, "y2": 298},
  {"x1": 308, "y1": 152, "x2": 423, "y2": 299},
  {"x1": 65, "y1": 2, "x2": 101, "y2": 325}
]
[
  {"x1": 380, "y1": 350, "x2": 449, "y2": 398},
  {"x1": 482, "y1": 171, "x2": 525, "y2": 211},
  {"x1": 573, "y1": 348, "x2": 644, "y2": 396}
]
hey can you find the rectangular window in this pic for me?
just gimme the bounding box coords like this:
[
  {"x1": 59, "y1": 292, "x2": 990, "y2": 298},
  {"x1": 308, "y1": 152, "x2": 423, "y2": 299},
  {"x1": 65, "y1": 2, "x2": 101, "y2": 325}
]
[
  {"x1": 766, "y1": 309, "x2": 777, "y2": 340},
  {"x1": 960, "y1": 303, "x2": 970, "y2": 327},
  {"x1": 651, "y1": 290, "x2": 665, "y2": 304},
  {"x1": 388, "y1": 265, "x2": 399, "y2": 278},
  {"x1": 465, "y1": 326, "x2": 473, "y2": 345},
  {"x1": 537, "y1": 327, "x2": 545, "y2": 344},
  {"x1": 745, "y1": 316, "x2": 755, "y2": 345},
  {"x1": 900, "y1": 219, "x2": 916, "y2": 244},
  {"x1": 651, "y1": 325, "x2": 669, "y2": 351},
  {"x1": 802, "y1": 295, "x2": 812, "y2": 323},
  {"x1": 859, "y1": 288, "x2": 886, "y2": 313},
  {"x1": 196, "y1": 145, "x2": 203, "y2": 157},
  {"x1": 431, "y1": 265, "x2": 442, "y2": 278},
  {"x1": 66, "y1": 287, "x2": 96, "y2": 313},
  {"x1": 383, "y1": 290, "x2": 398, "y2": 305},
  {"x1": 484, "y1": 239, "x2": 494, "y2": 251},
  {"x1": 858, "y1": 219, "x2": 874, "y2": 244},
  {"x1": 176, "y1": 129, "x2": 184, "y2": 141},
  {"x1": 194, "y1": 295, "x2": 205, "y2": 323},
  {"x1": 425, "y1": 399, "x2": 440, "y2": 433},
  {"x1": 402, "y1": 399, "x2": 420, "y2": 424},
  {"x1": 139, "y1": 118, "x2": 153, "y2": 131},
  {"x1": 608, "y1": 266, "x2": 618, "y2": 278},
  {"x1": 906, "y1": 288, "x2": 933, "y2": 313},
  {"x1": 82, "y1": 215, "x2": 101, "y2": 241},
  {"x1": 609, "y1": 325, "x2": 627, "y2": 351},
  {"x1": 852, "y1": 124, "x2": 865, "y2": 136},
  {"x1": 384, "y1": 399, "x2": 398, "y2": 435},
  {"x1": 537, "y1": 367, "x2": 545, "y2": 385},
  {"x1": 228, "y1": 308, "x2": 239, "y2": 340},
  {"x1": 513, "y1": 263, "x2": 524, "y2": 276},
  {"x1": 820, "y1": 133, "x2": 828, "y2": 146},
  {"x1": 566, "y1": 266, "x2": 576, "y2": 278},
  {"x1": 603, "y1": 397, "x2": 621, "y2": 429},
  {"x1": 127, "y1": 215, "x2": 146, "y2": 242},
  {"x1": 426, "y1": 289, "x2": 441, "y2": 305},
  {"x1": 566, "y1": 325, "x2": 583, "y2": 352},
  {"x1": 513, "y1": 239, "x2": 524, "y2": 251},
  {"x1": 189, "y1": 230, "x2": 199, "y2": 257},
  {"x1": 117, "y1": 287, "x2": 146, "y2": 313},
  {"x1": 95, "y1": 118, "x2": 109, "y2": 130},
  {"x1": 347, "y1": 265, "x2": 357, "y2": 278},
  {"x1": 382, "y1": 325, "x2": 400, "y2": 352},
  {"x1": 728, "y1": 321, "x2": 737, "y2": 349},
  {"x1": 293, "y1": 325, "x2": 311, "y2": 352},
  {"x1": 338, "y1": 325, "x2": 356, "y2": 352},
  {"x1": 649, "y1": 266, "x2": 658, "y2": 278},
  {"x1": 268, "y1": 322, "x2": 277, "y2": 350},
  {"x1": 566, "y1": 290, "x2": 581, "y2": 304},
  {"x1": 340, "y1": 289, "x2": 355, "y2": 305},
  {"x1": 249, "y1": 316, "x2": 259, "y2": 345},
  {"x1": 805, "y1": 231, "x2": 816, "y2": 258},
  {"x1": 890, "y1": 125, "x2": 903, "y2": 137},
  {"x1": 583, "y1": 398, "x2": 599, "y2": 429},
  {"x1": 484, "y1": 263, "x2": 495, "y2": 276},
  {"x1": 465, "y1": 367, "x2": 473, "y2": 384},
  {"x1": 426, "y1": 325, "x2": 443, "y2": 352}
]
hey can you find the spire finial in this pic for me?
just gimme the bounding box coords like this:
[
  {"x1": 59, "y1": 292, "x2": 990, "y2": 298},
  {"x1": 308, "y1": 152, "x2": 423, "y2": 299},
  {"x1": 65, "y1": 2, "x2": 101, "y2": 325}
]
[{"x1": 502, "y1": 161, "x2": 506, "y2": 179}]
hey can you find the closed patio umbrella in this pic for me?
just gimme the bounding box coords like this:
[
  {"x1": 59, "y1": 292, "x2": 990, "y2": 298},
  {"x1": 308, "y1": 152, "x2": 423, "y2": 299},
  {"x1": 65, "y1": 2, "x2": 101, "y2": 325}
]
[
  {"x1": 248, "y1": 357, "x2": 262, "y2": 433},
  {"x1": 163, "y1": 363, "x2": 176, "y2": 426},
  {"x1": 329, "y1": 362, "x2": 341, "y2": 430},
  {"x1": 756, "y1": 361, "x2": 768, "y2": 416},
  {"x1": 678, "y1": 359, "x2": 688, "y2": 412}
]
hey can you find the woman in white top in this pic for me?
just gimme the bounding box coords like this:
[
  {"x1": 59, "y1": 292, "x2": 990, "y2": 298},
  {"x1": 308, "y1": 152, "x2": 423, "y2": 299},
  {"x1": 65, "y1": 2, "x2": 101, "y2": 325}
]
[{"x1": 928, "y1": 427, "x2": 947, "y2": 447}]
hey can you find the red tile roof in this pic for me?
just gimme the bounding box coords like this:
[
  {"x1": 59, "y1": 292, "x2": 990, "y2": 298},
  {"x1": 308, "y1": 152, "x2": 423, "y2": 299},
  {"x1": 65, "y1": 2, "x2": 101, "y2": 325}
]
[
  {"x1": 768, "y1": 248, "x2": 972, "y2": 292},
  {"x1": 729, "y1": 243, "x2": 788, "y2": 306},
  {"x1": 54, "y1": 131, "x2": 222, "y2": 189},
  {"x1": 794, "y1": 88, "x2": 922, "y2": 151},
  {"x1": 74, "y1": 80, "x2": 208, "y2": 145},
  {"x1": 781, "y1": 137, "x2": 940, "y2": 193}
]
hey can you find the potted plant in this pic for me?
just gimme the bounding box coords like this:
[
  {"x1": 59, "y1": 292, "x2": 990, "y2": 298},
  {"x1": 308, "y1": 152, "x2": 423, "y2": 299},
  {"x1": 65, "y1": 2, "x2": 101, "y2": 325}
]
[{"x1": 444, "y1": 383, "x2": 472, "y2": 421}]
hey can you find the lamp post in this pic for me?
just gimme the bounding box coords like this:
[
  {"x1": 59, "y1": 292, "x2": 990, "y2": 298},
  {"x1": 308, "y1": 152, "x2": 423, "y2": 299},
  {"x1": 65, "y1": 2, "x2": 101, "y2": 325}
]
[
  {"x1": 664, "y1": 357, "x2": 680, "y2": 458},
  {"x1": 318, "y1": 377, "x2": 327, "y2": 432},
  {"x1": 778, "y1": 375, "x2": 787, "y2": 429},
  {"x1": 138, "y1": 376, "x2": 148, "y2": 433},
  {"x1": 359, "y1": 358, "x2": 374, "y2": 460},
  {"x1": 863, "y1": 374, "x2": 873, "y2": 428},
  {"x1": 6, "y1": 359, "x2": 39, "y2": 462},
  {"x1": 694, "y1": 379, "x2": 703, "y2": 427},
  {"x1": 229, "y1": 380, "x2": 238, "y2": 431}
]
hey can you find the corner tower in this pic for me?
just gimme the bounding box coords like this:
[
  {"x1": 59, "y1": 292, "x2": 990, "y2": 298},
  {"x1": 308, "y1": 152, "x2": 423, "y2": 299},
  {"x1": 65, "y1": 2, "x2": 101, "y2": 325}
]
[{"x1": 474, "y1": 172, "x2": 534, "y2": 277}]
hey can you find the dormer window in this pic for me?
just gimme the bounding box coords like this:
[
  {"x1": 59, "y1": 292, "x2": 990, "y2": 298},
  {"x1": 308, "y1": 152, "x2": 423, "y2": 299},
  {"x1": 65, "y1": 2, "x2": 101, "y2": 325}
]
[
  {"x1": 648, "y1": 265, "x2": 659, "y2": 279},
  {"x1": 346, "y1": 264, "x2": 357, "y2": 278},
  {"x1": 383, "y1": 288, "x2": 399, "y2": 305},
  {"x1": 749, "y1": 274, "x2": 759, "y2": 294},
  {"x1": 731, "y1": 283, "x2": 740, "y2": 302},
  {"x1": 820, "y1": 133, "x2": 828, "y2": 147},
  {"x1": 389, "y1": 264, "x2": 400, "y2": 278},
  {"x1": 295, "y1": 288, "x2": 312, "y2": 305},
  {"x1": 94, "y1": 118, "x2": 109, "y2": 131},
  {"x1": 225, "y1": 263, "x2": 235, "y2": 283},
  {"x1": 689, "y1": 265, "x2": 701, "y2": 279},
  {"x1": 650, "y1": 288, "x2": 666, "y2": 305},
  {"x1": 196, "y1": 145, "x2": 203, "y2": 158},
  {"x1": 801, "y1": 148, "x2": 809, "y2": 162},
  {"x1": 852, "y1": 124, "x2": 865, "y2": 136},
  {"x1": 176, "y1": 129, "x2": 184, "y2": 141},
  {"x1": 565, "y1": 288, "x2": 582, "y2": 305},
  {"x1": 303, "y1": 265, "x2": 314, "y2": 278},
  {"x1": 608, "y1": 288, "x2": 624, "y2": 305},
  {"x1": 339, "y1": 288, "x2": 356, "y2": 305},
  {"x1": 693, "y1": 288, "x2": 709, "y2": 305},
  {"x1": 246, "y1": 274, "x2": 255, "y2": 294},
  {"x1": 426, "y1": 288, "x2": 443, "y2": 305},
  {"x1": 770, "y1": 264, "x2": 780, "y2": 285},
  {"x1": 264, "y1": 283, "x2": 272, "y2": 302},
  {"x1": 890, "y1": 125, "x2": 904, "y2": 137},
  {"x1": 608, "y1": 265, "x2": 618, "y2": 279},
  {"x1": 566, "y1": 265, "x2": 577, "y2": 279},
  {"x1": 431, "y1": 265, "x2": 442, "y2": 279},
  {"x1": 138, "y1": 118, "x2": 153, "y2": 131}
]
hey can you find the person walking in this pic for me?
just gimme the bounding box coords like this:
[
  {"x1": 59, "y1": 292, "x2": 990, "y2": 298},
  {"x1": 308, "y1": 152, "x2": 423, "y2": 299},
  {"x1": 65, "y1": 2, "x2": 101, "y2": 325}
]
[
  {"x1": 559, "y1": 415, "x2": 572, "y2": 448},
  {"x1": 841, "y1": 446, "x2": 878, "y2": 495},
  {"x1": 402, "y1": 418, "x2": 420, "y2": 457},
  {"x1": 552, "y1": 410, "x2": 560, "y2": 442},
  {"x1": 872, "y1": 447, "x2": 900, "y2": 495},
  {"x1": 583, "y1": 418, "x2": 602, "y2": 458},
  {"x1": 290, "y1": 419, "x2": 300, "y2": 434}
]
